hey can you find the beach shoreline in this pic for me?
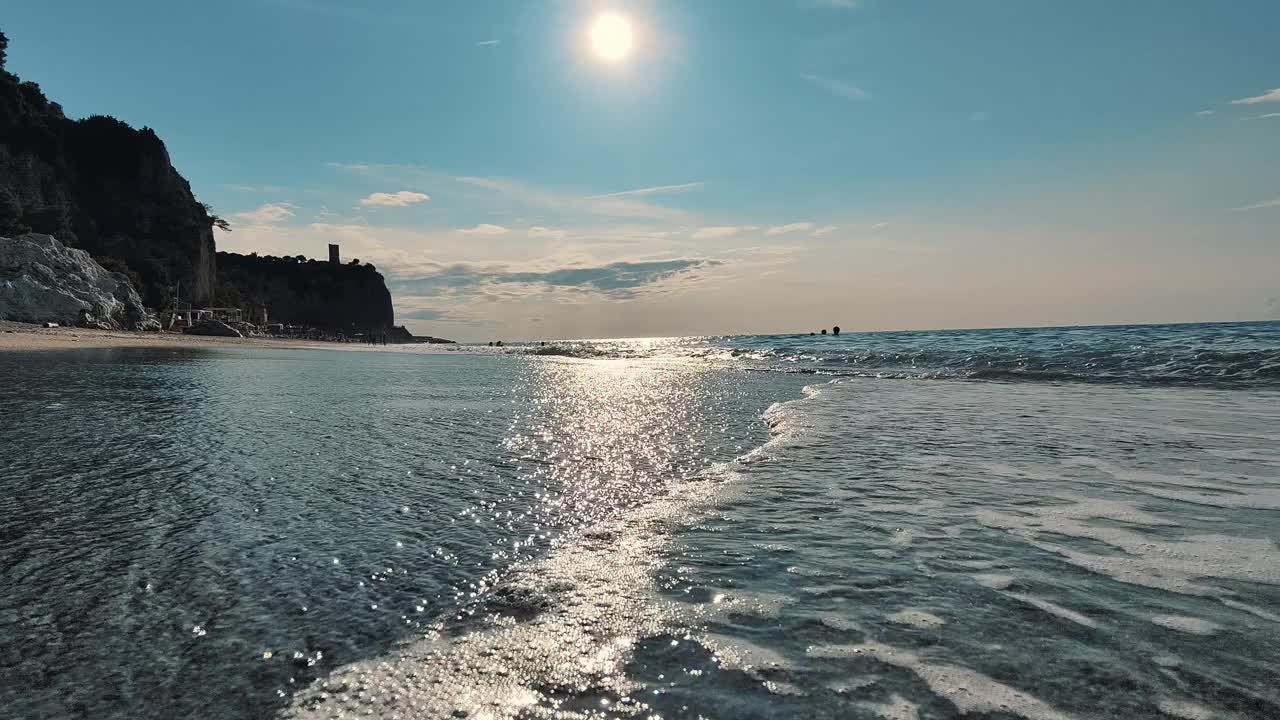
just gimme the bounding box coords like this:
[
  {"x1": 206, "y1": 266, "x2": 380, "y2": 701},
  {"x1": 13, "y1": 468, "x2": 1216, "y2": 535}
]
[{"x1": 0, "y1": 320, "x2": 390, "y2": 353}]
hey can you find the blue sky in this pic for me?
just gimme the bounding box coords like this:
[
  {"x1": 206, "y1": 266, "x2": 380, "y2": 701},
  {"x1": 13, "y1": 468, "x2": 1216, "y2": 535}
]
[{"x1": 6, "y1": 0, "x2": 1280, "y2": 339}]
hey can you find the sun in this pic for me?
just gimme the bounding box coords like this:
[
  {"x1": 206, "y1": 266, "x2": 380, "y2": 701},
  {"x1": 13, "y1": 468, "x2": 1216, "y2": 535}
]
[{"x1": 589, "y1": 12, "x2": 634, "y2": 62}]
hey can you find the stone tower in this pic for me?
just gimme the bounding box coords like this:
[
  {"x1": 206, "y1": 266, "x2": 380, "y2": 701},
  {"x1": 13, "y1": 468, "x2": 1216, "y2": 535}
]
[{"x1": 328, "y1": 244, "x2": 340, "y2": 265}]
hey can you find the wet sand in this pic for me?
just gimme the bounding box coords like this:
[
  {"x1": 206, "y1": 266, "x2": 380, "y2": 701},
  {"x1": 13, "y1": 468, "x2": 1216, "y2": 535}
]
[{"x1": 0, "y1": 320, "x2": 373, "y2": 353}]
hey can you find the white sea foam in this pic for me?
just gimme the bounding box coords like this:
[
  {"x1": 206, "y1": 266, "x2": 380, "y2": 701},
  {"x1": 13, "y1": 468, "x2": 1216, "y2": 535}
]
[
  {"x1": 286, "y1": 373, "x2": 833, "y2": 719},
  {"x1": 860, "y1": 693, "x2": 922, "y2": 720},
  {"x1": 703, "y1": 633, "x2": 792, "y2": 672},
  {"x1": 689, "y1": 589, "x2": 789, "y2": 623},
  {"x1": 1150, "y1": 615, "x2": 1222, "y2": 636},
  {"x1": 1006, "y1": 593, "x2": 1099, "y2": 629},
  {"x1": 1157, "y1": 697, "x2": 1243, "y2": 720},
  {"x1": 888, "y1": 608, "x2": 946, "y2": 629},
  {"x1": 887, "y1": 528, "x2": 916, "y2": 548},
  {"x1": 977, "y1": 498, "x2": 1280, "y2": 595},
  {"x1": 287, "y1": 487, "x2": 690, "y2": 719},
  {"x1": 807, "y1": 642, "x2": 1075, "y2": 720},
  {"x1": 1218, "y1": 597, "x2": 1280, "y2": 623},
  {"x1": 973, "y1": 573, "x2": 1016, "y2": 589}
]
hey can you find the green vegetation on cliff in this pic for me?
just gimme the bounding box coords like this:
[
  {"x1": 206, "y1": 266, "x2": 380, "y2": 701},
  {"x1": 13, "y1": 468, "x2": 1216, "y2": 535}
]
[{"x1": 215, "y1": 252, "x2": 395, "y2": 331}]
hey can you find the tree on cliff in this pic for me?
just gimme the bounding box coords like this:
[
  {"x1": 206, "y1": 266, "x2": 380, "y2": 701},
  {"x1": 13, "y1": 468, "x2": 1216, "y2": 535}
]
[
  {"x1": 215, "y1": 251, "x2": 394, "y2": 329},
  {"x1": 1, "y1": 30, "x2": 9, "y2": 70},
  {"x1": 201, "y1": 203, "x2": 232, "y2": 232}
]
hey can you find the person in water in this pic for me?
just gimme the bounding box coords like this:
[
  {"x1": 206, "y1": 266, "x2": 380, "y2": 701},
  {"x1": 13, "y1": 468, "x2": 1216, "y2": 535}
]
[
  {"x1": 821, "y1": 329, "x2": 827, "y2": 335},
  {"x1": 833, "y1": 326, "x2": 840, "y2": 336}
]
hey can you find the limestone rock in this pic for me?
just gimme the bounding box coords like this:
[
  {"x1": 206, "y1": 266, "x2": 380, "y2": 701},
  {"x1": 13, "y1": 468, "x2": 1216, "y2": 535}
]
[{"x1": 0, "y1": 233, "x2": 155, "y2": 329}]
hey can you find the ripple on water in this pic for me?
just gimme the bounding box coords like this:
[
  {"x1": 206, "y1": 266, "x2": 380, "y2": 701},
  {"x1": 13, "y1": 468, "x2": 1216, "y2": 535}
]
[{"x1": 1149, "y1": 615, "x2": 1222, "y2": 636}]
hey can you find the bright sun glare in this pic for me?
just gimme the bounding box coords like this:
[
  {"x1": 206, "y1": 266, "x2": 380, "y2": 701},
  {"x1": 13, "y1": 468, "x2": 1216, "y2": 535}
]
[{"x1": 590, "y1": 12, "x2": 634, "y2": 62}]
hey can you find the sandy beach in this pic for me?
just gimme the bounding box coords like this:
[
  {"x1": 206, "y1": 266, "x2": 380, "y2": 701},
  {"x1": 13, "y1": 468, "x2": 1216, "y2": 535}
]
[{"x1": 0, "y1": 320, "x2": 375, "y2": 353}]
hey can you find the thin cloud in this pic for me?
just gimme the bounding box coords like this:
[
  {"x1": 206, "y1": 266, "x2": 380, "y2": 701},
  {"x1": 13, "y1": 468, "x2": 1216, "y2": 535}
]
[
  {"x1": 692, "y1": 226, "x2": 756, "y2": 240},
  {"x1": 1234, "y1": 198, "x2": 1280, "y2": 212},
  {"x1": 811, "y1": 225, "x2": 838, "y2": 237},
  {"x1": 399, "y1": 307, "x2": 451, "y2": 321},
  {"x1": 232, "y1": 203, "x2": 295, "y2": 224},
  {"x1": 1251, "y1": 113, "x2": 1280, "y2": 120},
  {"x1": 393, "y1": 258, "x2": 723, "y2": 299},
  {"x1": 458, "y1": 223, "x2": 511, "y2": 236},
  {"x1": 328, "y1": 162, "x2": 377, "y2": 173},
  {"x1": 587, "y1": 181, "x2": 705, "y2": 199},
  {"x1": 871, "y1": 222, "x2": 889, "y2": 230},
  {"x1": 360, "y1": 191, "x2": 430, "y2": 207},
  {"x1": 456, "y1": 175, "x2": 696, "y2": 222},
  {"x1": 477, "y1": 39, "x2": 500, "y2": 46},
  {"x1": 1195, "y1": 110, "x2": 1216, "y2": 117},
  {"x1": 528, "y1": 226, "x2": 567, "y2": 240},
  {"x1": 1231, "y1": 88, "x2": 1280, "y2": 105},
  {"x1": 327, "y1": 162, "x2": 700, "y2": 222},
  {"x1": 767, "y1": 222, "x2": 814, "y2": 236},
  {"x1": 222, "y1": 183, "x2": 287, "y2": 193},
  {"x1": 801, "y1": 73, "x2": 870, "y2": 101}
]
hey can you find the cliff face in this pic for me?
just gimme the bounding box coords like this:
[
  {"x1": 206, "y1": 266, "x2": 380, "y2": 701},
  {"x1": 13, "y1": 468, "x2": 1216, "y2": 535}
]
[
  {"x1": 215, "y1": 253, "x2": 395, "y2": 331},
  {"x1": 0, "y1": 32, "x2": 217, "y2": 307}
]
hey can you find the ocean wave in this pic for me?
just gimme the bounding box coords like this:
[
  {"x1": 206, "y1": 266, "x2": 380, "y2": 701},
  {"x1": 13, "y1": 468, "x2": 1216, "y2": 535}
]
[{"x1": 515, "y1": 322, "x2": 1280, "y2": 387}]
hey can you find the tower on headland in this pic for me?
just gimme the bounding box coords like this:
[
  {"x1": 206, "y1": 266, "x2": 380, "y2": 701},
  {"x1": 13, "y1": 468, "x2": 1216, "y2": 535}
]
[{"x1": 328, "y1": 244, "x2": 340, "y2": 265}]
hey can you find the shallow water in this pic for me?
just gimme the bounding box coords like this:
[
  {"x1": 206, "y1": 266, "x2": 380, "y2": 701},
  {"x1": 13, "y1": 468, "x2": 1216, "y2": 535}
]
[
  {"x1": 2, "y1": 323, "x2": 1279, "y2": 719},
  {"x1": 658, "y1": 380, "x2": 1280, "y2": 719},
  {"x1": 0, "y1": 347, "x2": 796, "y2": 719}
]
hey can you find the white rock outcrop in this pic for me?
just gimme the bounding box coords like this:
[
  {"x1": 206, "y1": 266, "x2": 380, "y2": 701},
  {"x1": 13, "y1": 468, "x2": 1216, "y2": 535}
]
[{"x1": 0, "y1": 233, "x2": 157, "y2": 330}]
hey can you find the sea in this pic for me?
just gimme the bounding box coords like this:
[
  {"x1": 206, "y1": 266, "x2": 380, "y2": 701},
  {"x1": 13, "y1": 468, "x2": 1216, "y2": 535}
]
[{"x1": 2, "y1": 321, "x2": 1278, "y2": 720}]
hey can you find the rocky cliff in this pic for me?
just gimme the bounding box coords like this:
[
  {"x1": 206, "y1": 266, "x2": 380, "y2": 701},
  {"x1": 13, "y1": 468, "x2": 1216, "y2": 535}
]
[
  {"x1": 1, "y1": 233, "x2": 158, "y2": 330},
  {"x1": 0, "y1": 30, "x2": 218, "y2": 307},
  {"x1": 215, "y1": 253, "x2": 395, "y2": 331}
]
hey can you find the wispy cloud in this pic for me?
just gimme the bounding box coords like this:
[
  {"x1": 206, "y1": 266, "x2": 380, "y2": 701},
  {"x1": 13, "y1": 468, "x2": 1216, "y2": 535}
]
[
  {"x1": 1194, "y1": 110, "x2": 1215, "y2": 117},
  {"x1": 587, "y1": 181, "x2": 705, "y2": 199},
  {"x1": 1234, "y1": 198, "x2": 1280, "y2": 212},
  {"x1": 328, "y1": 162, "x2": 376, "y2": 173},
  {"x1": 766, "y1": 222, "x2": 814, "y2": 236},
  {"x1": 693, "y1": 226, "x2": 758, "y2": 240},
  {"x1": 459, "y1": 223, "x2": 511, "y2": 236},
  {"x1": 477, "y1": 39, "x2": 500, "y2": 46},
  {"x1": 393, "y1": 258, "x2": 723, "y2": 300},
  {"x1": 360, "y1": 191, "x2": 430, "y2": 207},
  {"x1": 871, "y1": 222, "x2": 889, "y2": 230},
  {"x1": 1231, "y1": 88, "x2": 1280, "y2": 105},
  {"x1": 222, "y1": 183, "x2": 287, "y2": 193},
  {"x1": 327, "y1": 162, "x2": 699, "y2": 223},
  {"x1": 811, "y1": 225, "x2": 838, "y2": 237},
  {"x1": 528, "y1": 226, "x2": 567, "y2": 240},
  {"x1": 1251, "y1": 113, "x2": 1280, "y2": 120},
  {"x1": 233, "y1": 203, "x2": 295, "y2": 224},
  {"x1": 801, "y1": 73, "x2": 870, "y2": 101},
  {"x1": 456, "y1": 175, "x2": 696, "y2": 222}
]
